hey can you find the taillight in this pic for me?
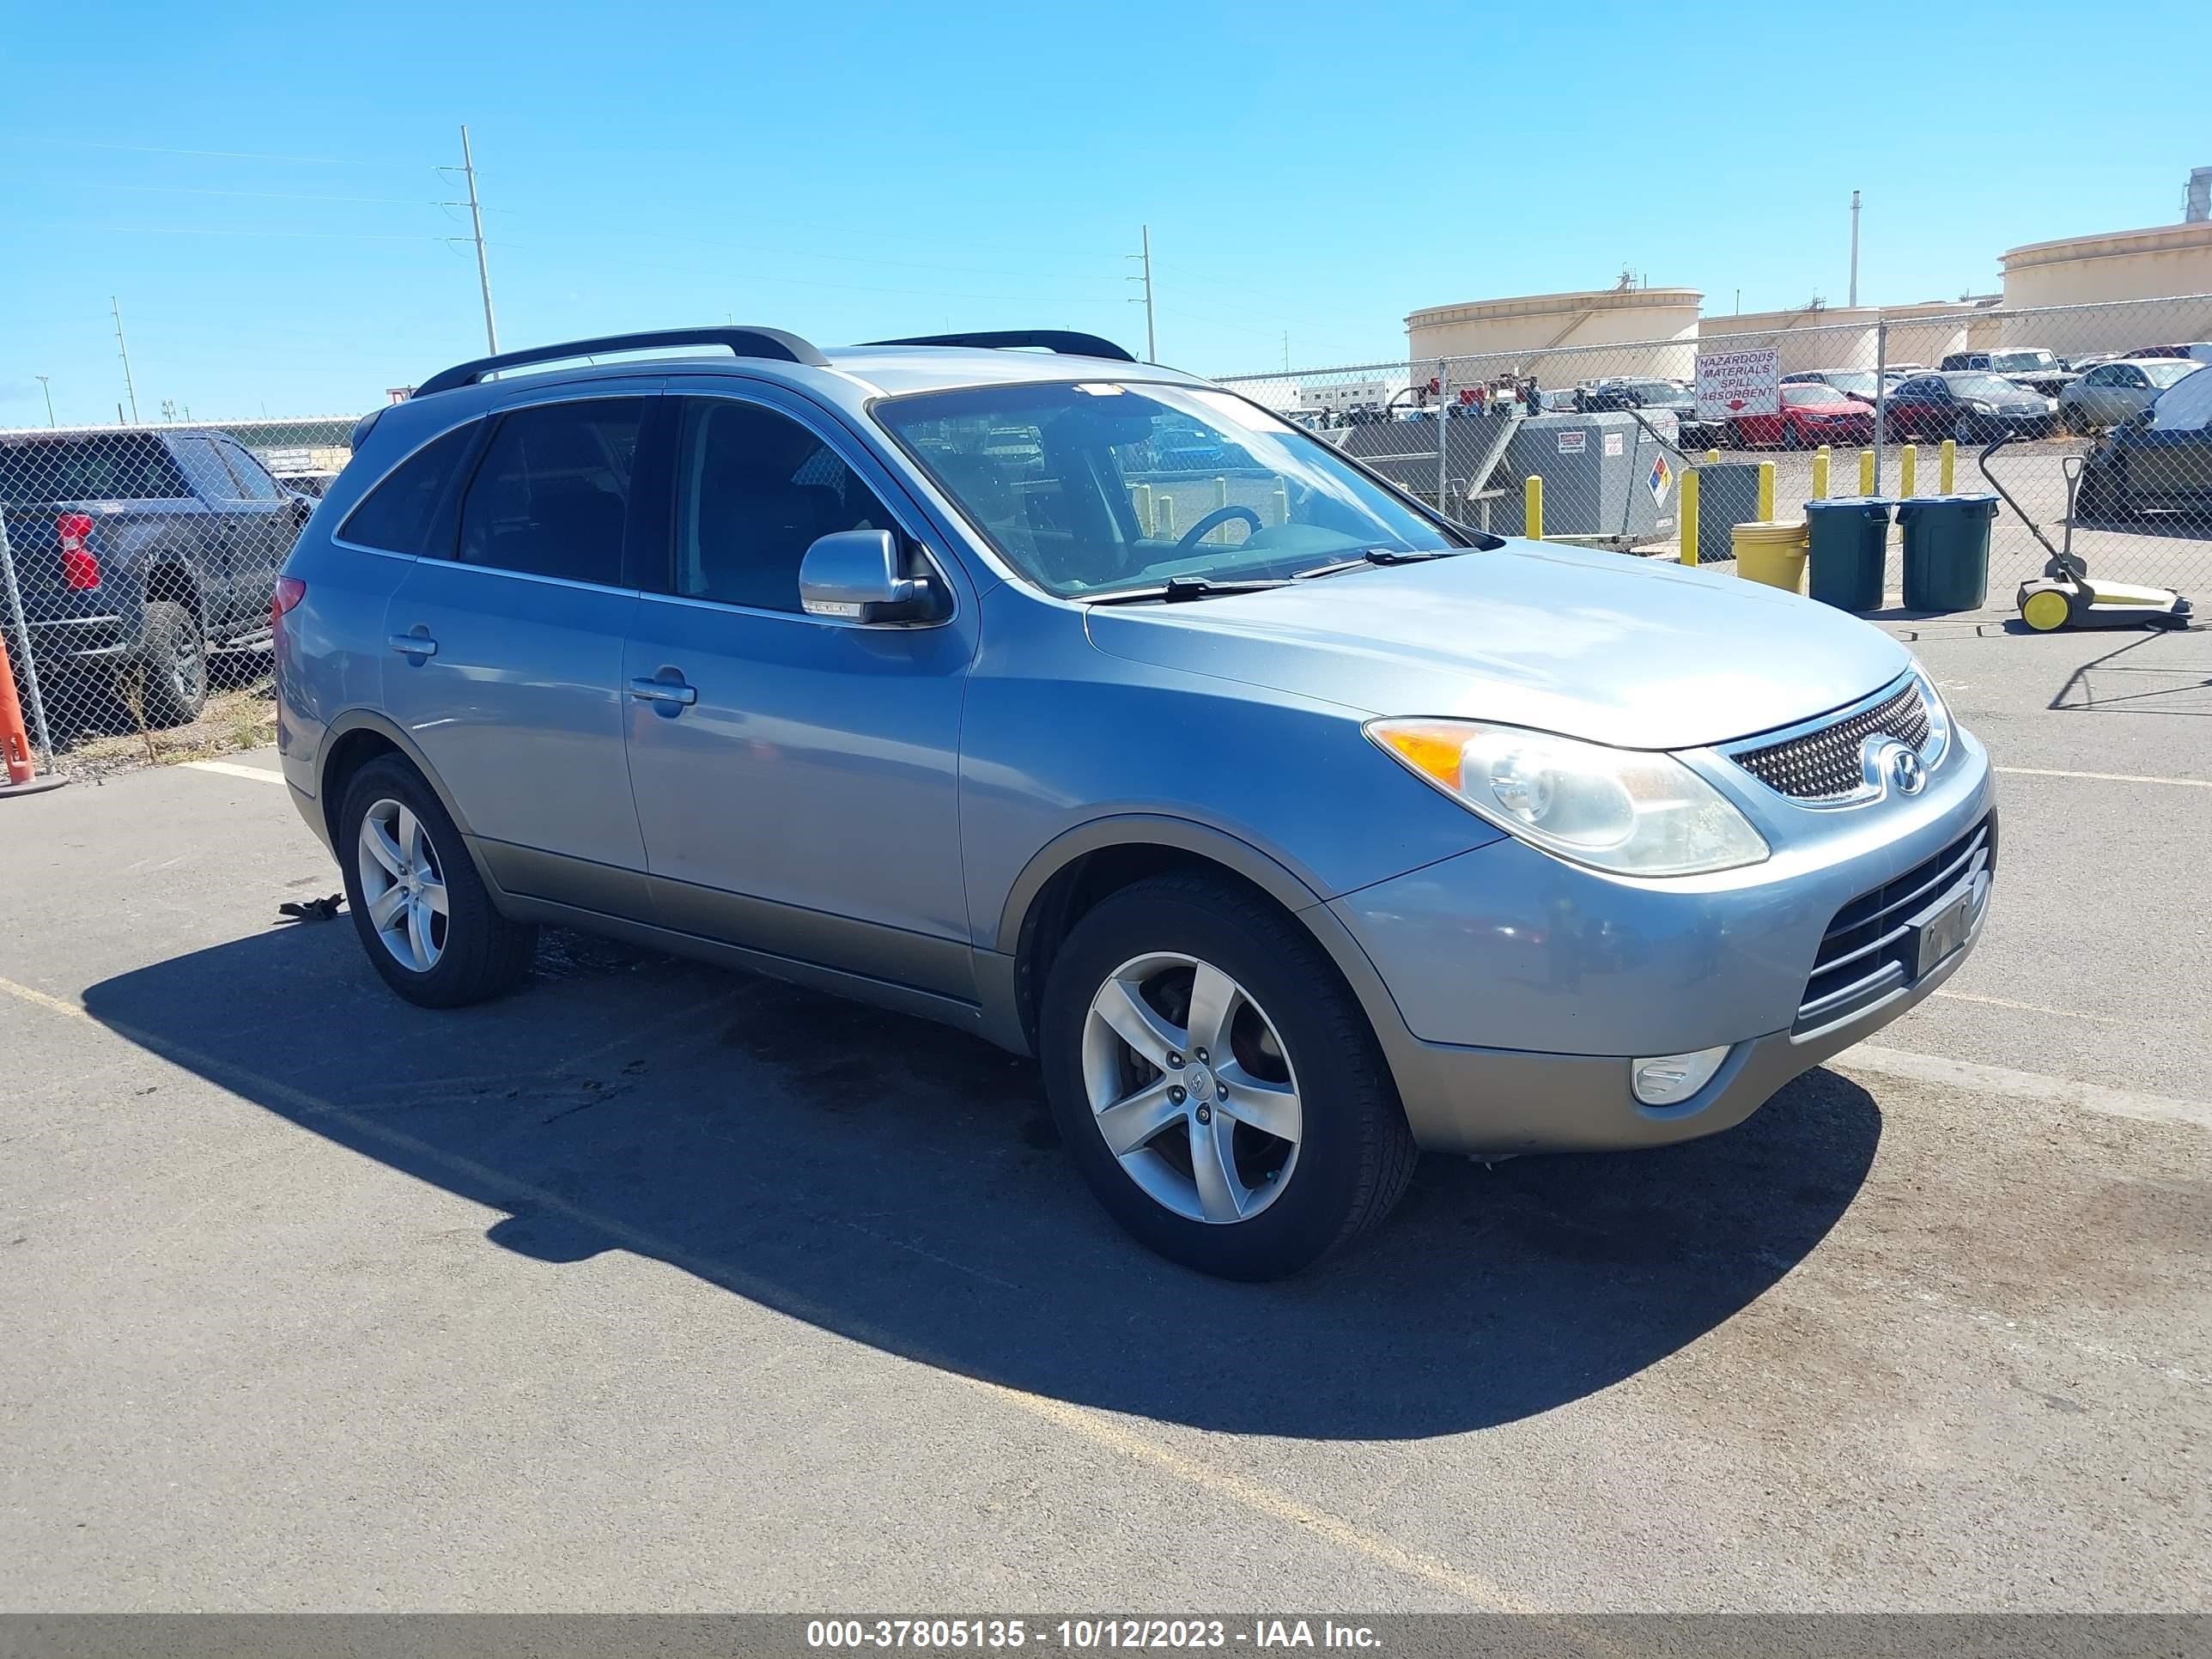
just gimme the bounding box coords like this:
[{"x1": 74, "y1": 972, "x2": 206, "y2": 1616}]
[
  {"x1": 272, "y1": 574, "x2": 307, "y2": 630},
  {"x1": 57, "y1": 514, "x2": 100, "y2": 591}
]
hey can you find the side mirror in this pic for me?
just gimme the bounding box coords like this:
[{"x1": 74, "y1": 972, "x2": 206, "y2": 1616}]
[{"x1": 799, "y1": 529, "x2": 942, "y2": 625}]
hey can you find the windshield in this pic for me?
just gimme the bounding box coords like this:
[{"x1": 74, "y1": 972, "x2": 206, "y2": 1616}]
[
  {"x1": 1624, "y1": 381, "x2": 1686, "y2": 403},
  {"x1": 874, "y1": 380, "x2": 1456, "y2": 598},
  {"x1": 1947, "y1": 374, "x2": 2036, "y2": 400},
  {"x1": 1988, "y1": 351, "x2": 2057, "y2": 373},
  {"x1": 1782, "y1": 384, "x2": 1850, "y2": 406},
  {"x1": 2143, "y1": 361, "x2": 2203, "y2": 389},
  {"x1": 1815, "y1": 373, "x2": 1878, "y2": 398}
]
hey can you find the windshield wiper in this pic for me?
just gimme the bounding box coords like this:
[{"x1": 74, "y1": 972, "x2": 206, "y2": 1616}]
[
  {"x1": 1292, "y1": 547, "x2": 1462, "y2": 580},
  {"x1": 1086, "y1": 575, "x2": 1291, "y2": 605}
]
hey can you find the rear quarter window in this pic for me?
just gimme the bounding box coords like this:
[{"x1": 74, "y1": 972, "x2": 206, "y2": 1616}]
[{"x1": 337, "y1": 425, "x2": 480, "y2": 554}]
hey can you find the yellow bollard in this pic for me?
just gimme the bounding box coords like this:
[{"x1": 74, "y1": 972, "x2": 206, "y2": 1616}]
[
  {"x1": 1212, "y1": 476, "x2": 1231, "y2": 540},
  {"x1": 1705, "y1": 447, "x2": 1721, "y2": 465},
  {"x1": 1812, "y1": 446, "x2": 1831, "y2": 501},
  {"x1": 1940, "y1": 438, "x2": 1956, "y2": 495},
  {"x1": 1679, "y1": 468, "x2": 1700, "y2": 567},
  {"x1": 1758, "y1": 460, "x2": 1776, "y2": 523},
  {"x1": 1157, "y1": 495, "x2": 1176, "y2": 538},
  {"x1": 1900, "y1": 444, "x2": 1917, "y2": 499},
  {"x1": 1858, "y1": 449, "x2": 1875, "y2": 495},
  {"x1": 1133, "y1": 483, "x2": 1154, "y2": 537},
  {"x1": 1524, "y1": 474, "x2": 1545, "y2": 541},
  {"x1": 1272, "y1": 483, "x2": 1290, "y2": 526}
]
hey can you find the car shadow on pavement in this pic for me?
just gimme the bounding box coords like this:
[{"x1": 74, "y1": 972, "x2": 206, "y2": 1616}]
[{"x1": 82, "y1": 921, "x2": 1881, "y2": 1442}]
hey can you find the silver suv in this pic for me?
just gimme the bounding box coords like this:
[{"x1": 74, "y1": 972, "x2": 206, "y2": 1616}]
[{"x1": 275, "y1": 326, "x2": 1994, "y2": 1279}]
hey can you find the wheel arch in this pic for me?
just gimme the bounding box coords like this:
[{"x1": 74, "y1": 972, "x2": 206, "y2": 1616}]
[
  {"x1": 316, "y1": 709, "x2": 478, "y2": 856},
  {"x1": 995, "y1": 816, "x2": 1403, "y2": 1060}
]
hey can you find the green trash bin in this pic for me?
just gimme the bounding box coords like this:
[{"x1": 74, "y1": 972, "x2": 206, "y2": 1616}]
[
  {"x1": 1898, "y1": 493, "x2": 1999, "y2": 612},
  {"x1": 1802, "y1": 496, "x2": 1890, "y2": 613}
]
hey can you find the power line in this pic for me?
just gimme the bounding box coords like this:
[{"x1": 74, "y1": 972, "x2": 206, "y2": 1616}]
[
  {"x1": 14, "y1": 137, "x2": 366, "y2": 164},
  {"x1": 83, "y1": 181, "x2": 439, "y2": 207}
]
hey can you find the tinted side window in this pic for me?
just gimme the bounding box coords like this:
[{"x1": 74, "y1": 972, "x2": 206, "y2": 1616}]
[
  {"x1": 670, "y1": 398, "x2": 896, "y2": 612},
  {"x1": 458, "y1": 399, "x2": 642, "y2": 585},
  {"x1": 167, "y1": 435, "x2": 239, "y2": 501},
  {"x1": 339, "y1": 425, "x2": 480, "y2": 555},
  {"x1": 212, "y1": 435, "x2": 282, "y2": 501}
]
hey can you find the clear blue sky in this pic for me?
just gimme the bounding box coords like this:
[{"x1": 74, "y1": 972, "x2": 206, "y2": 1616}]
[{"x1": 7, "y1": 0, "x2": 2208, "y2": 424}]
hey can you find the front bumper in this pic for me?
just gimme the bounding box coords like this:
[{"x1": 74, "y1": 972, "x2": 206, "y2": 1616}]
[{"x1": 1330, "y1": 719, "x2": 1996, "y2": 1155}]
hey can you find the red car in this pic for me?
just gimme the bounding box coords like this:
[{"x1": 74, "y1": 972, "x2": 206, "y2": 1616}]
[{"x1": 1729, "y1": 383, "x2": 1878, "y2": 449}]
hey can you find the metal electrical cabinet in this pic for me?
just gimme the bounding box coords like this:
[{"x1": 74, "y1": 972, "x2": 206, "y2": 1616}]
[{"x1": 1487, "y1": 411, "x2": 1680, "y2": 546}]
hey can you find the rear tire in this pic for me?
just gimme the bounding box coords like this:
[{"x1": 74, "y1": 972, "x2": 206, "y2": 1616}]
[
  {"x1": 337, "y1": 755, "x2": 537, "y2": 1008},
  {"x1": 132, "y1": 600, "x2": 207, "y2": 728},
  {"x1": 1039, "y1": 873, "x2": 1419, "y2": 1279}
]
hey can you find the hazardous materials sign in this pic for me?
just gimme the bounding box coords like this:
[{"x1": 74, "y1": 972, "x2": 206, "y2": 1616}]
[
  {"x1": 1696, "y1": 349, "x2": 1780, "y2": 421},
  {"x1": 1648, "y1": 453, "x2": 1673, "y2": 505}
]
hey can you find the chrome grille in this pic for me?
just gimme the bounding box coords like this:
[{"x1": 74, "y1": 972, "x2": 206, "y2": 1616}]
[
  {"x1": 1796, "y1": 814, "x2": 1995, "y2": 1032},
  {"x1": 1735, "y1": 683, "x2": 1932, "y2": 801}
]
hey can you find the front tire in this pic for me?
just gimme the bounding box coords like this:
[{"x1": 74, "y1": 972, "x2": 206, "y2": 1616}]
[
  {"x1": 1039, "y1": 874, "x2": 1419, "y2": 1279},
  {"x1": 337, "y1": 755, "x2": 538, "y2": 1008}
]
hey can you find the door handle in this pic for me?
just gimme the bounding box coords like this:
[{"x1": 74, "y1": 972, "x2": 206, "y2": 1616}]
[
  {"x1": 389, "y1": 632, "x2": 438, "y2": 658},
  {"x1": 629, "y1": 676, "x2": 697, "y2": 707}
]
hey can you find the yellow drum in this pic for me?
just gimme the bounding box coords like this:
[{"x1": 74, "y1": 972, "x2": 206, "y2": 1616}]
[{"x1": 1732, "y1": 520, "x2": 1809, "y2": 593}]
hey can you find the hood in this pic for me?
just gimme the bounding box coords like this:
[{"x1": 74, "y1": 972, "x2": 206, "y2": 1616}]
[{"x1": 1085, "y1": 541, "x2": 1911, "y2": 751}]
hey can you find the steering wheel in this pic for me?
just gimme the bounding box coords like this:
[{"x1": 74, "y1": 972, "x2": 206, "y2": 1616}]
[{"x1": 1173, "y1": 505, "x2": 1263, "y2": 553}]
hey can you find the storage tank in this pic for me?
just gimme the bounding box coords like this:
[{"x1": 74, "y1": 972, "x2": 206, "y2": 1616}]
[
  {"x1": 1697, "y1": 302, "x2": 1981, "y2": 373},
  {"x1": 1406, "y1": 287, "x2": 1701, "y2": 386},
  {"x1": 2000, "y1": 222, "x2": 2212, "y2": 354}
]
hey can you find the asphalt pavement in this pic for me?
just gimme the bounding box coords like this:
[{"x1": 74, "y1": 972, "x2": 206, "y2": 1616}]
[{"x1": 2, "y1": 623, "x2": 2208, "y2": 1613}]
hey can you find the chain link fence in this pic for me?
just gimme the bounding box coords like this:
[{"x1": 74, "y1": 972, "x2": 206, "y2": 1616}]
[
  {"x1": 0, "y1": 418, "x2": 351, "y2": 779},
  {"x1": 1218, "y1": 292, "x2": 2212, "y2": 606}
]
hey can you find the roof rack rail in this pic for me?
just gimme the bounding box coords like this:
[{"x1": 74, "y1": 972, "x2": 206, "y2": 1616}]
[
  {"x1": 863, "y1": 329, "x2": 1137, "y2": 364},
  {"x1": 413, "y1": 326, "x2": 829, "y2": 398}
]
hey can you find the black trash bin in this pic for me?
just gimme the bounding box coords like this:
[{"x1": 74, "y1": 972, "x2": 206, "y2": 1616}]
[
  {"x1": 1898, "y1": 493, "x2": 1999, "y2": 612},
  {"x1": 1802, "y1": 496, "x2": 1891, "y2": 613}
]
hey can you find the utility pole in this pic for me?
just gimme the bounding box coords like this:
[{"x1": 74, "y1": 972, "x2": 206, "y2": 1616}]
[
  {"x1": 35, "y1": 376, "x2": 53, "y2": 426},
  {"x1": 1849, "y1": 189, "x2": 1862, "y2": 308},
  {"x1": 439, "y1": 125, "x2": 500, "y2": 354},
  {"x1": 111, "y1": 297, "x2": 139, "y2": 424},
  {"x1": 1281, "y1": 331, "x2": 1290, "y2": 371},
  {"x1": 1127, "y1": 225, "x2": 1156, "y2": 363}
]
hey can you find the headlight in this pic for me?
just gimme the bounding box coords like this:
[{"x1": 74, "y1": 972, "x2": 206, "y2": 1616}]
[
  {"x1": 1367, "y1": 720, "x2": 1770, "y2": 878},
  {"x1": 1968, "y1": 400, "x2": 1996, "y2": 415},
  {"x1": 1912, "y1": 667, "x2": 1954, "y2": 767}
]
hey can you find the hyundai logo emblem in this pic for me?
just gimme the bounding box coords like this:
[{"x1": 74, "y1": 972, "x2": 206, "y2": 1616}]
[{"x1": 1873, "y1": 739, "x2": 1927, "y2": 796}]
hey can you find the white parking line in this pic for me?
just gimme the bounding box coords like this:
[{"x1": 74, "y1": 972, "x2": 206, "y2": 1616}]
[
  {"x1": 183, "y1": 759, "x2": 288, "y2": 785},
  {"x1": 1838, "y1": 1043, "x2": 2212, "y2": 1133},
  {"x1": 1995, "y1": 765, "x2": 2212, "y2": 788}
]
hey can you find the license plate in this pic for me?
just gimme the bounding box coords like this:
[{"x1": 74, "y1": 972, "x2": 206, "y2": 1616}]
[{"x1": 1914, "y1": 890, "x2": 1975, "y2": 978}]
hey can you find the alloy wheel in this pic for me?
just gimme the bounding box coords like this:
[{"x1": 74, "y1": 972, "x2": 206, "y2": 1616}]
[
  {"x1": 1080, "y1": 951, "x2": 1303, "y2": 1224},
  {"x1": 356, "y1": 797, "x2": 450, "y2": 972}
]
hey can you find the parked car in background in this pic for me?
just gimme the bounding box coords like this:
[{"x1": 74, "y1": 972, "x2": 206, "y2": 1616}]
[
  {"x1": 2077, "y1": 358, "x2": 2212, "y2": 523},
  {"x1": 276, "y1": 324, "x2": 1993, "y2": 1279},
  {"x1": 1538, "y1": 388, "x2": 1577, "y2": 413},
  {"x1": 2124, "y1": 343, "x2": 2212, "y2": 365},
  {"x1": 1940, "y1": 349, "x2": 2078, "y2": 398},
  {"x1": 1882, "y1": 373, "x2": 2057, "y2": 442},
  {"x1": 1780, "y1": 369, "x2": 1907, "y2": 407},
  {"x1": 1572, "y1": 377, "x2": 1724, "y2": 447},
  {"x1": 1729, "y1": 383, "x2": 1877, "y2": 449},
  {"x1": 0, "y1": 426, "x2": 311, "y2": 726},
  {"x1": 2057, "y1": 358, "x2": 2203, "y2": 433}
]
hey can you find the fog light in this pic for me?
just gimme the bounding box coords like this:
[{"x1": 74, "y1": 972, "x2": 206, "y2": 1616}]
[{"x1": 1631, "y1": 1046, "x2": 1730, "y2": 1106}]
